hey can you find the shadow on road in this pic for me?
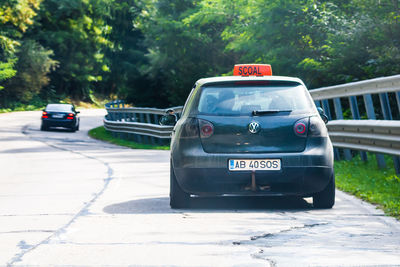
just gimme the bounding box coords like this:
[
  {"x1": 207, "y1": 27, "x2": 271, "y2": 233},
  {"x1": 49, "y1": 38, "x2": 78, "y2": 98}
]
[{"x1": 103, "y1": 196, "x2": 313, "y2": 214}]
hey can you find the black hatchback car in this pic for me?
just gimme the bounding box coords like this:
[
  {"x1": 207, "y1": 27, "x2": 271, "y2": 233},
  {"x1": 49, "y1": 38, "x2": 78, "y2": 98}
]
[
  {"x1": 41, "y1": 104, "x2": 80, "y2": 132},
  {"x1": 162, "y1": 64, "x2": 334, "y2": 209}
]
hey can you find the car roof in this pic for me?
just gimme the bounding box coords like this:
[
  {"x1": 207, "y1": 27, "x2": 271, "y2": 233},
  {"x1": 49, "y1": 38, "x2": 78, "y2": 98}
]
[
  {"x1": 195, "y1": 75, "x2": 305, "y2": 87},
  {"x1": 46, "y1": 103, "x2": 73, "y2": 107},
  {"x1": 45, "y1": 104, "x2": 74, "y2": 111}
]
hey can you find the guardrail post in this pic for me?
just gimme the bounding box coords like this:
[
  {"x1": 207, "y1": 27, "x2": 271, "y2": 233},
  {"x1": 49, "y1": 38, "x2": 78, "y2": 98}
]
[
  {"x1": 322, "y1": 100, "x2": 332, "y2": 120},
  {"x1": 379, "y1": 93, "x2": 400, "y2": 174},
  {"x1": 154, "y1": 114, "x2": 162, "y2": 145},
  {"x1": 138, "y1": 113, "x2": 149, "y2": 143},
  {"x1": 363, "y1": 94, "x2": 386, "y2": 168},
  {"x1": 333, "y1": 98, "x2": 352, "y2": 161},
  {"x1": 136, "y1": 134, "x2": 142, "y2": 143},
  {"x1": 380, "y1": 93, "x2": 392, "y2": 120},
  {"x1": 109, "y1": 111, "x2": 117, "y2": 138},
  {"x1": 145, "y1": 113, "x2": 156, "y2": 144},
  {"x1": 349, "y1": 96, "x2": 368, "y2": 162}
]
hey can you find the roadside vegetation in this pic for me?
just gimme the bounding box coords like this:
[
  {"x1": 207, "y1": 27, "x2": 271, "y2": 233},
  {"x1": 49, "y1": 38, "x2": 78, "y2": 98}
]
[
  {"x1": 1, "y1": 1, "x2": 400, "y2": 109},
  {"x1": 335, "y1": 154, "x2": 400, "y2": 220},
  {"x1": 88, "y1": 126, "x2": 170, "y2": 150}
]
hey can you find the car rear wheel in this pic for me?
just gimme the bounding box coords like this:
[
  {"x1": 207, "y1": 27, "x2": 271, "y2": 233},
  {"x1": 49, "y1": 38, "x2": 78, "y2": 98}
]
[
  {"x1": 313, "y1": 173, "x2": 335, "y2": 209},
  {"x1": 170, "y1": 161, "x2": 190, "y2": 209},
  {"x1": 40, "y1": 124, "x2": 48, "y2": 131}
]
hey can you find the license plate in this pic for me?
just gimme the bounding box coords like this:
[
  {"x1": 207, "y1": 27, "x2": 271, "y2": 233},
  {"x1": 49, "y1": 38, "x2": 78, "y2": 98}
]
[
  {"x1": 228, "y1": 159, "x2": 281, "y2": 171},
  {"x1": 52, "y1": 114, "x2": 64, "y2": 118}
]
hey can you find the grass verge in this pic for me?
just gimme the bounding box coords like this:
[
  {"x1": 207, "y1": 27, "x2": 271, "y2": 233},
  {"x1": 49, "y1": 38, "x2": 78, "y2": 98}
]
[
  {"x1": 335, "y1": 153, "x2": 400, "y2": 219},
  {"x1": 88, "y1": 126, "x2": 170, "y2": 150}
]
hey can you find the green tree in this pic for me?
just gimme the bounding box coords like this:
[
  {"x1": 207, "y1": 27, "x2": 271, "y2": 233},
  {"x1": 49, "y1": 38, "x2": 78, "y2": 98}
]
[
  {"x1": 323, "y1": 0, "x2": 400, "y2": 84},
  {"x1": 30, "y1": 0, "x2": 112, "y2": 100},
  {"x1": 136, "y1": 0, "x2": 235, "y2": 106},
  {"x1": 0, "y1": 0, "x2": 42, "y2": 89},
  {"x1": 4, "y1": 40, "x2": 58, "y2": 102},
  {"x1": 101, "y1": 0, "x2": 156, "y2": 106}
]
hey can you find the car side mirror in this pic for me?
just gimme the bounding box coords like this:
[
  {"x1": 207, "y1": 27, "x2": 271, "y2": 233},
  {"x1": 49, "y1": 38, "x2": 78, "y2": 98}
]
[
  {"x1": 159, "y1": 114, "x2": 177, "y2": 126},
  {"x1": 317, "y1": 107, "x2": 329, "y2": 124}
]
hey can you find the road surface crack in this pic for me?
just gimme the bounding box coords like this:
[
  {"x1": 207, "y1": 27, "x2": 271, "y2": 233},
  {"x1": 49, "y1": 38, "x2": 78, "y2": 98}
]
[
  {"x1": 250, "y1": 222, "x2": 328, "y2": 241},
  {"x1": 233, "y1": 222, "x2": 328, "y2": 245}
]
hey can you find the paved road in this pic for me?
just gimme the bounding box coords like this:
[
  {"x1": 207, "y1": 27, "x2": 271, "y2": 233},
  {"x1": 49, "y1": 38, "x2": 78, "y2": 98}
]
[{"x1": 0, "y1": 110, "x2": 399, "y2": 267}]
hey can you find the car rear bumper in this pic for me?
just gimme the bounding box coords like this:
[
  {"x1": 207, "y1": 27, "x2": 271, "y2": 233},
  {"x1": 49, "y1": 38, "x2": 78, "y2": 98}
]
[
  {"x1": 174, "y1": 166, "x2": 332, "y2": 196},
  {"x1": 171, "y1": 137, "x2": 334, "y2": 196},
  {"x1": 42, "y1": 118, "x2": 75, "y2": 128}
]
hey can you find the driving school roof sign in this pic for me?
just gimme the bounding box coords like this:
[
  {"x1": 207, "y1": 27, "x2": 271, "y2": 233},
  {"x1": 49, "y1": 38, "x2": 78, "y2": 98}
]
[{"x1": 233, "y1": 64, "x2": 272, "y2": 76}]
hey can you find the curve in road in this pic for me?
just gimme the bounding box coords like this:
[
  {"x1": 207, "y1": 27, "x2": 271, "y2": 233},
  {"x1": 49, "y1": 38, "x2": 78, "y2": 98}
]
[{"x1": 0, "y1": 110, "x2": 399, "y2": 267}]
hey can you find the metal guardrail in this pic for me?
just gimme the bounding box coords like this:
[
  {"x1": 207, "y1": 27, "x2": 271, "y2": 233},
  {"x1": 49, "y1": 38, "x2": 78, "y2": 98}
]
[
  {"x1": 107, "y1": 106, "x2": 183, "y2": 116},
  {"x1": 103, "y1": 101, "x2": 182, "y2": 145},
  {"x1": 104, "y1": 120, "x2": 174, "y2": 139},
  {"x1": 310, "y1": 74, "x2": 400, "y2": 173},
  {"x1": 327, "y1": 120, "x2": 400, "y2": 156},
  {"x1": 103, "y1": 74, "x2": 400, "y2": 172},
  {"x1": 310, "y1": 75, "x2": 400, "y2": 100}
]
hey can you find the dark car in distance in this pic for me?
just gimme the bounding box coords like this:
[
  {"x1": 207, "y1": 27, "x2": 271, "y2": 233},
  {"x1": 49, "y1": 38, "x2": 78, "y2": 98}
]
[
  {"x1": 161, "y1": 64, "x2": 334, "y2": 209},
  {"x1": 41, "y1": 104, "x2": 80, "y2": 132}
]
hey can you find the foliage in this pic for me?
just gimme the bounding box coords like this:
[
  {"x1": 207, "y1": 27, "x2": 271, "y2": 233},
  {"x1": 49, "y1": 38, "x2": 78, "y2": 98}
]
[
  {"x1": 0, "y1": 59, "x2": 16, "y2": 88},
  {"x1": 88, "y1": 126, "x2": 170, "y2": 150},
  {"x1": 29, "y1": 0, "x2": 113, "y2": 100},
  {"x1": 3, "y1": 40, "x2": 58, "y2": 102},
  {"x1": 101, "y1": 0, "x2": 156, "y2": 106},
  {"x1": 0, "y1": 0, "x2": 42, "y2": 89},
  {"x1": 335, "y1": 154, "x2": 400, "y2": 219},
  {"x1": 1, "y1": 0, "x2": 400, "y2": 108},
  {"x1": 135, "y1": 0, "x2": 235, "y2": 105}
]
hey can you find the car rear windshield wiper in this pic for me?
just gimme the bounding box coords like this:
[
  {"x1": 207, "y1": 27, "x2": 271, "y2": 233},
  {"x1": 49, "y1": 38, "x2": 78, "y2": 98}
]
[{"x1": 252, "y1": 110, "x2": 292, "y2": 116}]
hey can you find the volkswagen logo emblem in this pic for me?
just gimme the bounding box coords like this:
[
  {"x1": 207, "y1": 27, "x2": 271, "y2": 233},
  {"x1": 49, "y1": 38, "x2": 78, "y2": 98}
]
[{"x1": 248, "y1": 121, "x2": 261, "y2": 134}]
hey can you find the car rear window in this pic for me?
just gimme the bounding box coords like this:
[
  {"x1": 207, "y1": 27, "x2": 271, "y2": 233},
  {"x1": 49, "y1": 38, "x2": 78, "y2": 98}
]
[
  {"x1": 197, "y1": 84, "x2": 314, "y2": 115},
  {"x1": 46, "y1": 104, "x2": 73, "y2": 112}
]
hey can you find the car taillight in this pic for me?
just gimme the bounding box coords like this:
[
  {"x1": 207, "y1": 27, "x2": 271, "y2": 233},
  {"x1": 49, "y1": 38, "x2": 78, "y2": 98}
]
[
  {"x1": 67, "y1": 113, "x2": 74, "y2": 120},
  {"x1": 199, "y1": 119, "x2": 214, "y2": 138},
  {"x1": 294, "y1": 118, "x2": 309, "y2": 137},
  {"x1": 309, "y1": 116, "x2": 328, "y2": 137},
  {"x1": 42, "y1": 111, "x2": 48, "y2": 119}
]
